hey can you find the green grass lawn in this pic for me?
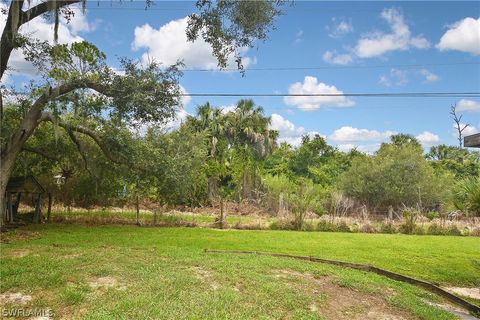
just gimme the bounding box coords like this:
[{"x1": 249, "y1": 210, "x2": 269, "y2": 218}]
[{"x1": 1, "y1": 224, "x2": 479, "y2": 319}]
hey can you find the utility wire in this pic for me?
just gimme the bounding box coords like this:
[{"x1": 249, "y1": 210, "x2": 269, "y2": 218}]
[
  {"x1": 181, "y1": 62, "x2": 480, "y2": 72},
  {"x1": 8, "y1": 62, "x2": 479, "y2": 73},
  {"x1": 6, "y1": 90, "x2": 479, "y2": 98},
  {"x1": 179, "y1": 92, "x2": 480, "y2": 98}
]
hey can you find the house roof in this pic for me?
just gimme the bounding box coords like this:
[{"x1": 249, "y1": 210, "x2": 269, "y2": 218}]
[{"x1": 6, "y1": 176, "x2": 45, "y2": 194}]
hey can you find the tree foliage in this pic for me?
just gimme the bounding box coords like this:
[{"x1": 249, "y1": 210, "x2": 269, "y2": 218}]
[{"x1": 340, "y1": 138, "x2": 454, "y2": 212}]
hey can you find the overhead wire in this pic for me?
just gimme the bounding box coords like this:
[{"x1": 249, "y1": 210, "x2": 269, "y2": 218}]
[
  {"x1": 179, "y1": 92, "x2": 480, "y2": 98},
  {"x1": 8, "y1": 62, "x2": 480, "y2": 73}
]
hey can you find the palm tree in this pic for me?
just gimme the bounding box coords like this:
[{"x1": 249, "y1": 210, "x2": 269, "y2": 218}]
[
  {"x1": 187, "y1": 103, "x2": 227, "y2": 201},
  {"x1": 186, "y1": 100, "x2": 278, "y2": 225},
  {"x1": 227, "y1": 99, "x2": 277, "y2": 199}
]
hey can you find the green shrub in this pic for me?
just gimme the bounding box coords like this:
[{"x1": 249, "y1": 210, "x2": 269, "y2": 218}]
[
  {"x1": 399, "y1": 209, "x2": 420, "y2": 234},
  {"x1": 413, "y1": 225, "x2": 425, "y2": 235},
  {"x1": 350, "y1": 223, "x2": 359, "y2": 233},
  {"x1": 359, "y1": 223, "x2": 375, "y2": 233},
  {"x1": 269, "y1": 219, "x2": 295, "y2": 230},
  {"x1": 339, "y1": 142, "x2": 453, "y2": 212},
  {"x1": 425, "y1": 211, "x2": 439, "y2": 221},
  {"x1": 233, "y1": 222, "x2": 265, "y2": 230},
  {"x1": 301, "y1": 221, "x2": 316, "y2": 231},
  {"x1": 157, "y1": 214, "x2": 184, "y2": 225},
  {"x1": 427, "y1": 223, "x2": 446, "y2": 235},
  {"x1": 336, "y1": 221, "x2": 351, "y2": 233},
  {"x1": 453, "y1": 177, "x2": 480, "y2": 216},
  {"x1": 317, "y1": 220, "x2": 337, "y2": 232},
  {"x1": 380, "y1": 221, "x2": 396, "y2": 234},
  {"x1": 446, "y1": 225, "x2": 462, "y2": 236},
  {"x1": 263, "y1": 175, "x2": 327, "y2": 230},
  {"x1": 470, "y1": 227, "x2": 480, "y2": 237}
]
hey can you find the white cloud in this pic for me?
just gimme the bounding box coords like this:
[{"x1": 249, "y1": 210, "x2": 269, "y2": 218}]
[
  {"x1": 337, "y1": 143, "x2": 381, "y2": 154},
  {"x1": 284, "y1": 76, "x2": 354, "y2": 111},
  {"x1": 322, "y1": 51, "x2": 353, "y2": 65},
  {"x1": 132, "y1": 17, "x2": 253, "y2": 69},
  {"x1": 457, "y1": 99, "x2": 480, "y2": 112},
  {"x1": 270, "y1": 113, "x2": 306, "y2": 146},
  {"x1": 269, "y1": 113, "x2": 323, "y2": 147},
  {"x1": 419, "y1": 68, "x2": 439, "y2": 82},
  {"x1": 329, "y1": 126, "x2": 397, "y2": 143},
  {"x1": 322, "y1": 8, "x2": 429, "y2": 66},
  {"x1": 163, "y1": 108, "x2": 190, "y2": 132},
  {"x1": 379, "y1": 68, "x2": 408, "y2": 87},
  {"x1": 354, "y1": 8, "x2": 430, "y2": 58},
  {"x1": 457, "y1": 123, "x2": 479, "y2": 136},
  {"x1": 326, "y1": 18, "x2": 354, "y2": 38},
  {"x1": 179, "y1": 85, "x2": 191, "y2": 107},
  {"x1": 294, "y1": 29, "x2": 304, "y2": 44},
  {"x1": 452, "y1": 123, "x2": 478, "y2": 140},
  {"x1": 378, "y1": 75, "x2": 390, "y2": 87},
  {"x1": 64, "y1": 11, "x2": 101, "y2": 35},
  {"x1": 416, "y1": 131, "x2": 440, "y2": 147},
  {"x1": 437, "y1": 17, "x2": 480, "y2": 55},
  {"x1": 220, "y1": 105, "x2": 236, "y2": 114},
  {"x1": 329, "y1": 126, "x2": 398, "y2": 153}
]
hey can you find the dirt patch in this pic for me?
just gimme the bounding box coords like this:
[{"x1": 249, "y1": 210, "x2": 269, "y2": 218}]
[
  {"x1": 0, "y1": 230, "x2": 40, "y2": 244},
  {"x1": 273, "y1": 269, "x2": 414, "y2": 320},
  {"x1": 444, "y1": 287, "x2": 480, "y2": 300},
  {"x1": 0, "y1": 292, "x2": 33, "y2": 305},
  {"x1": 63, "y1": 253, "x2": 83, "y2": 259},
  {"x1": 2, "y1": 249, "x2": 35, "y2": 258},
  {"x1": 190, "y1": 266, "x2": 220, "y2": 291},
  {"x1": 87, "y1": 276, "x2": 125, "y2": 290}
]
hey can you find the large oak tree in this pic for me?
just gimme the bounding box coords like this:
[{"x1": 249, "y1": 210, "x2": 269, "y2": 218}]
[{"x1": 0, "y1": 0, "x2": 284, "y2": 222}]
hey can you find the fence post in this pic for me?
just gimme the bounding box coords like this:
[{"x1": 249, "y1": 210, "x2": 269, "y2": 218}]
[
  {"x1": 47, "y1": 193, "x2": 52, "y2": 222},
  {"x1": 136, "y1": 195, "x2": 140, "y2": 226}
]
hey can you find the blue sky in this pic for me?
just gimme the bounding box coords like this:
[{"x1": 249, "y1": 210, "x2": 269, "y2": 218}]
[{"x1": 3, "y1": 1, "x2": 480, "y2": 152}]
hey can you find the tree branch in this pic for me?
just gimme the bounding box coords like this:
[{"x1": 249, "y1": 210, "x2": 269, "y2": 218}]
[
  {"x1": 66, "y1": 129, "x2": 89, "y2": 171},
  {"x1": 40, "y1": 111, "x2": 127, "y2": 165},
  {"x1": 21, "y1": 1, "x2": 83, "y2": 26},
  {"x1": 22, "y1": 145, "x2": 59, "y2": 161},
  {"x1": 31, "y1": 79, "x2": 110, "y2": 109}
]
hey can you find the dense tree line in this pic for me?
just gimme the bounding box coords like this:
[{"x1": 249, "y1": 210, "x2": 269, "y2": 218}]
[{"x1": 4, "y1": 94, "x2": 479, "y2": 226}]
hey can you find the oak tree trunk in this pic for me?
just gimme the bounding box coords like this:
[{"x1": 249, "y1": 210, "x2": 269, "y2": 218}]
[{"x1": 1, "y1": 98, "x2": 43, "y2": 223}]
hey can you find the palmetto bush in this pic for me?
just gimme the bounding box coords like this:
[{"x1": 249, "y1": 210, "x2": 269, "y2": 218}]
[{"x1": 453, "y1": 177, "x2": 480, "y2": 216}]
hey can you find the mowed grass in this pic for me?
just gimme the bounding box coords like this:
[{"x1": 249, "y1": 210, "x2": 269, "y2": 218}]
[{"x1": 1, "y1": 224, "x2": 479, "y2": 319}]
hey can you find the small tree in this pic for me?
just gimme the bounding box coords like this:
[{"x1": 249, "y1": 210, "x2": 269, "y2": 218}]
[
  {"x1": 339, "y1": 138, "x2": 454, "y2": 214},
  {"x1": 263, "y1": 175, "x2": 324, "y2": 230},
  {"x1": 450, "y1": 104, "x2": 470, "y2": 148},
  {"x1": 288, "y1": 178, "x2": 322, "y2": 230}
]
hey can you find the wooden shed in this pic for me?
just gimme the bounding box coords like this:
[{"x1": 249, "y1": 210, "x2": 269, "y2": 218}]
[
  {"x1": 464, "y1": 133, "x2": 480, "y2": 148},
  {"x1": 4, "y1": 176, "x2": 46, "y2": 223}
]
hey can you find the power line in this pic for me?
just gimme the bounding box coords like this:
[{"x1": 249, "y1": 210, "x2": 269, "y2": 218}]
[
  {"x1": 179, "y1": 92, "x2": 480, "y2": 98},
  {"x1": 8, "y1": 62, "x2": 479, "y2": 73},
  {"x1": 6, "y1": 90, "x2": 478, "y2": 100},
  {"x1": 180, "y1": 62, "x2": 480, "y2": 72}
]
